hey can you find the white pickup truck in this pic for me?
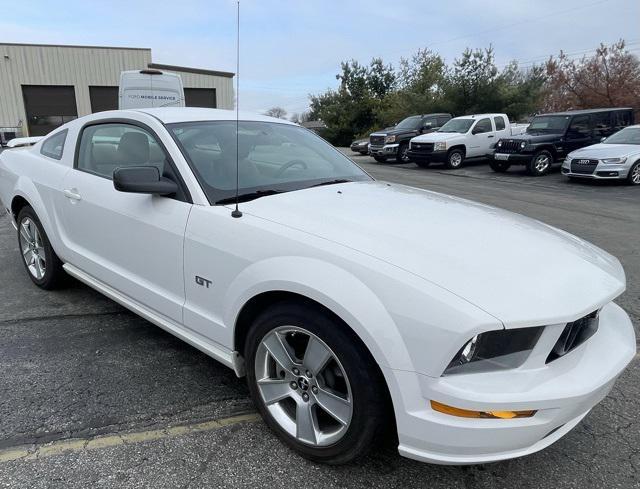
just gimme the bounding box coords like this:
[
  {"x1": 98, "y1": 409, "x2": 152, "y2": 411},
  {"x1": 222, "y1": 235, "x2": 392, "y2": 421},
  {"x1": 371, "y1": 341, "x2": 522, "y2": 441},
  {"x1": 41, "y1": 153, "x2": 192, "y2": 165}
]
[{"x1": 407, "y1": 113, "x2": 528, "y2": 169}]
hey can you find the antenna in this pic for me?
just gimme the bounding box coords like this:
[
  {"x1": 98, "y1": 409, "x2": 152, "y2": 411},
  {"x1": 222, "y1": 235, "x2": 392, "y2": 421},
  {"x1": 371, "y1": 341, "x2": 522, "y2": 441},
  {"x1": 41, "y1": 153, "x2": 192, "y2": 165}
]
[{"x1": 231, "y1": 0, "x2": 243, "y2": 218}]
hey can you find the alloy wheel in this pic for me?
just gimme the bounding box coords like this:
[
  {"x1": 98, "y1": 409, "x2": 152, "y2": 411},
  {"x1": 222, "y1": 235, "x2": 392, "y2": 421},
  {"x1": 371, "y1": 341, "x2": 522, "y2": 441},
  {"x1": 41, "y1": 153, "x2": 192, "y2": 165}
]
[
  {"x1": 255, "y1": 326, "x2": 353, "y2": 447},
  {"x1": 534, "y1": 154, "x2": 550, "y2": 173},
  {"x1": 631, "y1": 164, "x2": 640, "y2": 185},
  {"x1": 18, "y1": 217, "x2": 46, "y2": 280},
  {"x1": 449, "y1": 152, "x2": 462, "y2": 168}
]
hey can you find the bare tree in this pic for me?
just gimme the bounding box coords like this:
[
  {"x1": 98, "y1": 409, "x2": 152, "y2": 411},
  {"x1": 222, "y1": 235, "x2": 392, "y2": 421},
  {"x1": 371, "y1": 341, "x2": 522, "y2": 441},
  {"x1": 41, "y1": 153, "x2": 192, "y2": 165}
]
[
  {"x1": 265, "y1": 107, "x2": 287, "y2": 119},
  {"x1": 542, "y1": 40, "x2": 640, "y2": 112}
]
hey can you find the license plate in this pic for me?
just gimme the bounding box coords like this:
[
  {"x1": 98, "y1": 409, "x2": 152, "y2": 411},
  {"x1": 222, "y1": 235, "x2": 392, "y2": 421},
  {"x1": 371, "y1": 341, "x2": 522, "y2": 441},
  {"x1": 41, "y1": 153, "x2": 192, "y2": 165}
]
[{"x1": 495, "y1": 153, "x2": 509, "y2": 161}]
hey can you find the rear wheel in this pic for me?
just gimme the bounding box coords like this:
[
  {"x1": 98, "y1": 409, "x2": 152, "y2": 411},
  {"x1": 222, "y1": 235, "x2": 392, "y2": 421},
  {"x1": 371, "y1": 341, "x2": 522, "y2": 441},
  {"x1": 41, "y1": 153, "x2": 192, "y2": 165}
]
[
  {"x1": 527, "y1": 150, "x2": 553, "y2": 176},
  {"x1": 16, "y1": 206, "x2": 65, "y2": 289},
  {"x1": 489, "y1": 160, "x2": 511, "y2": 173},
  {"x1": 444, "y1": 149, "x2": 465, "y2": 169},
  {"x1": 373, "y1": 156, "x2": 387, "y2": 163},
  {"x1": 245, "y1": 302, "x2": 388, "y2": 464},
  {"x1": 628, "y1": 161, "x2": 640, "y2": 185}
]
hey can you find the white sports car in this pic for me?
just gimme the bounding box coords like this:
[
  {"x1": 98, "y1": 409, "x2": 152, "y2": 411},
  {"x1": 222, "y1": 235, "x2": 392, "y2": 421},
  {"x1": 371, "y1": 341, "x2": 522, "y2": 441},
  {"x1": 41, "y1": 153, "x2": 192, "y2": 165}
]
[{"x1": 0, "y1": 108, "x2": 635, "y2": 465}]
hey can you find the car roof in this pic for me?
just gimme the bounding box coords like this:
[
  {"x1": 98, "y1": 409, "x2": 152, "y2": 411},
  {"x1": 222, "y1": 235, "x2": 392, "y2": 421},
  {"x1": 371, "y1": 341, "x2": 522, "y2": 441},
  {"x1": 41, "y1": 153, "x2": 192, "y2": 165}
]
[
  {"x1": 133, "y1": 107, "x2": 297, "y2": 125},
  {"x1": 539, "y1": 107, "x2": 633, "y2": 117},
  {"x1": 453, "y1": 113, "x2": 506, "y2": 119}
]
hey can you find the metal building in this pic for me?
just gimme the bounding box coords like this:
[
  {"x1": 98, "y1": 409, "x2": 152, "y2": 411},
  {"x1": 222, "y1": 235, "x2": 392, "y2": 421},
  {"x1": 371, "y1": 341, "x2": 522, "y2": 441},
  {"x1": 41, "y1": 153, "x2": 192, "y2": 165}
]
[{"x1": 0, "y1": 43, "x2": 234, "y2": 137}]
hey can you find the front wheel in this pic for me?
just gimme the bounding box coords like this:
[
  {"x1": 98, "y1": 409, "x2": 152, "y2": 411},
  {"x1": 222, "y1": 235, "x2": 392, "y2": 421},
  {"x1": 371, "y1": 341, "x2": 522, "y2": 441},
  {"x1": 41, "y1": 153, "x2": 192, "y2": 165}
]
[
  {"x1": 396, "y1": 143, "x2": 410, "y2": 163},
  {"x1": 627, "y1": 161, "x2": 640, "y2": 185},
  {"x1": 245, "y1": 302, "x2": 389, "y2": 464},
  {"x1": 445, "y1": 149, "x2": 465, "y2": 169},
  {"x1": 16, "y1": 206, "x2": 65, "y2": 289},
  {"x1": 489, "y1": 160, "x2": 511, "y2": 173},
  {"x1": 528, "y1": 150, "x2": 553, "y2": 176}
]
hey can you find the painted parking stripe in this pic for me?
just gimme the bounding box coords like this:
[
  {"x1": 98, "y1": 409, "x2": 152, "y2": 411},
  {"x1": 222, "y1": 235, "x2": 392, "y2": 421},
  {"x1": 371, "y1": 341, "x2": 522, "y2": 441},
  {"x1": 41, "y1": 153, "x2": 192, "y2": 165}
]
[{"x1": 0, "y1": 413, "x2": 260, "y2": 463}]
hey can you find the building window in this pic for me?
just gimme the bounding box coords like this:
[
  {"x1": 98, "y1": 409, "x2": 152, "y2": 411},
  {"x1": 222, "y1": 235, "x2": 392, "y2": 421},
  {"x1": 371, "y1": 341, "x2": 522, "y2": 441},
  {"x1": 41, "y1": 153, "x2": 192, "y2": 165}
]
[
  {"x1": 22, "y1": 85, "x2": 78, "y2": 137},
  {"x1": 90, "y1": 86, "x2": 119, "y2": 113},
  {"x1": 185, "y1": 88, "x2": 217, "y2": 108}
]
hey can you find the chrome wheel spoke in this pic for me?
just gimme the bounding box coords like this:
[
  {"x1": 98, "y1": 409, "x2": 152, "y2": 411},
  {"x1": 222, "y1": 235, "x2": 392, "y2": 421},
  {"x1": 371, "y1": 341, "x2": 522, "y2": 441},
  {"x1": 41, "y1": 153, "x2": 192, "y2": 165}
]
[
  {"x1": 257, "y1": 379, "x2": 293, "y2": 405},
  {"x1": 313, "y1": 387, "x2": 351, "y2": 426},
  {"x1": 262, "y1": 332, "x2": 296, "y2": 372},
  {"x1": 303, "y1": 336, "x2": 332, "y2": 376},
  {"x1": 296, "y1": 401, "x2": 318, "y2": 444}
]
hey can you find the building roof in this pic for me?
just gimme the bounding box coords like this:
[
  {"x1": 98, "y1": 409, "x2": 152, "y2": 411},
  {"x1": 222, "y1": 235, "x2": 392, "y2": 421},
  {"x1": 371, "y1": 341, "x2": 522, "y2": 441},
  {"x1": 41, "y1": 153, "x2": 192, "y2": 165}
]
[
  {"x1": 148, "y1": 63, "x2": 234, "y2": 78},
  {"x1": 0, "y1": 42, "x2": 150, "y2": 51}
]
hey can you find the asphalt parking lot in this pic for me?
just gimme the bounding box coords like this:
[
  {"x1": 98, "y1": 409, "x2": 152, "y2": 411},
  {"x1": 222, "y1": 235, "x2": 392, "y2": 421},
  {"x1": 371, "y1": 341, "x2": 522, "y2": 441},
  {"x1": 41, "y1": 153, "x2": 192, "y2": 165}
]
[{"x1": 0, "y1": 151, "x2": 638, "y2": 488}]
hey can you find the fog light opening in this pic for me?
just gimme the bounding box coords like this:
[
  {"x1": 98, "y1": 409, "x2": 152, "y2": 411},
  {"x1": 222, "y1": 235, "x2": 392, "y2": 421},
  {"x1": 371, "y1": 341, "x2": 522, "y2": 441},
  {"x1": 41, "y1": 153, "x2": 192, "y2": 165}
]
[{"x1": 430, "y1": 400, "x2": 536, "y2": 419}]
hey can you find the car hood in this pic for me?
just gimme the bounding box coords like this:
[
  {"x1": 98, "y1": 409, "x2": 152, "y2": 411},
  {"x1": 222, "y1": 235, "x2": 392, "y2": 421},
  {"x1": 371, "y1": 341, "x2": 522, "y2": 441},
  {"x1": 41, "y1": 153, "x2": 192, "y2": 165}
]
[
  {"x1": 503, "y1": 133, "x2": 562, "y2": 144},
  {"x1": 242, "y1": 181, "x2": 625, "y2": 328},
  {"x1": 569, "y1": 143, "x2": 640, "y2": 159},
  {"x1": 412, "y1": 132, "x2": 465, "y2": 143},
  {"x1": 372, "y1": 127, "x2": 417, "y2": 137}
]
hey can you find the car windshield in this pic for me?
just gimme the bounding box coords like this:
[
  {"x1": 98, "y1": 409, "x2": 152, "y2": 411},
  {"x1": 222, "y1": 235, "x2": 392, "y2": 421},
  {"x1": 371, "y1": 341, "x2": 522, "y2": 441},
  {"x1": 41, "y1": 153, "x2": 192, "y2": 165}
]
[
  {"x1": 395, "y1": 116, "x2": 421, "y2": 130},
  {"x1": 527, "y1": 115, "x2": 570, "y2": 134},
  {"x1": 438, "y1": 119, "x2": 474, "y2": 133},
  {"x1": 169, "y1": 121, "x2": 371, "y2": 204},
  {"x1": 603, "y1": 127, "x2": 640, "y2": 145}
]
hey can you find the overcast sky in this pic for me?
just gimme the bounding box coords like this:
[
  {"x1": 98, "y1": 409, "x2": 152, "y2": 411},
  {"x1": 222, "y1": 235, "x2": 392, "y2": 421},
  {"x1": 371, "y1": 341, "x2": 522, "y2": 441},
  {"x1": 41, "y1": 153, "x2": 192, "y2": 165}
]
[{"x1": 1, "y1": 0, "x2": 639, "y2": 117}]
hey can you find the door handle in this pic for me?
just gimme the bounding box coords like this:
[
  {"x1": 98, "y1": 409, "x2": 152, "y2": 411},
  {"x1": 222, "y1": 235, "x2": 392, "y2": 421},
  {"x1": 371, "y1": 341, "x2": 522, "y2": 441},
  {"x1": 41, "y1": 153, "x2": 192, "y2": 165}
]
[
  {"x1": 488, "y1": 135, "x2": 495, "y2": 138},
  {"x1": 63, "y1": 189, "x2": 82, "y2": 201}
]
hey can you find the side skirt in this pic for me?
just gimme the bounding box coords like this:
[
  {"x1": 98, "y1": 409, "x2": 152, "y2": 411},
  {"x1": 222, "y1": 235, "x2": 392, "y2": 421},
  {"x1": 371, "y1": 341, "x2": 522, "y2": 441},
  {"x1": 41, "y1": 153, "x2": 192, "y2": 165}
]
[{"x1": 63, "y1": 263, "x2": 236, "y2": 371}]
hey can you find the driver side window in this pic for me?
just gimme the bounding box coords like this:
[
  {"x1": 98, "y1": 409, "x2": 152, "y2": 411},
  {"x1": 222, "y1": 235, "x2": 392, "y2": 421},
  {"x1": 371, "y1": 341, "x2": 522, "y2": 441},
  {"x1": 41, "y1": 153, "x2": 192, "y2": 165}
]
[
  {"x1": 473, "y1": 118, "x2": 492, "y2": 134},
  {"x1": 77, "y1": 123, "x2": 167, "y2": 180}
]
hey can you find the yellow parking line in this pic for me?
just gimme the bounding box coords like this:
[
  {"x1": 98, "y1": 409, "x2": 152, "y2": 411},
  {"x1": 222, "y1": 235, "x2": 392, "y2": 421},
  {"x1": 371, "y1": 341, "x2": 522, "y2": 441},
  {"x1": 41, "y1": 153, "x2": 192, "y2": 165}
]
[{"x1": 0, "y1": 413, "x2": 260, "y2": 464}]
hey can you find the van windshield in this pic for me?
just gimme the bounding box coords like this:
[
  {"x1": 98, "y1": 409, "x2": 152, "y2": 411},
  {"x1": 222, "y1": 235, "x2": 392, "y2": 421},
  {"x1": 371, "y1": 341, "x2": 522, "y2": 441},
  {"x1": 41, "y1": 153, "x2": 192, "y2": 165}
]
[
  {"x1": 527, "y1": 115, "x2": 570, "y2": 134},
  {"x1": 169, "y1": 121, "x2": 371, "y2": 204},
  {"x1": 438, "y1": 119, "x2": 474, "y2": 133}
]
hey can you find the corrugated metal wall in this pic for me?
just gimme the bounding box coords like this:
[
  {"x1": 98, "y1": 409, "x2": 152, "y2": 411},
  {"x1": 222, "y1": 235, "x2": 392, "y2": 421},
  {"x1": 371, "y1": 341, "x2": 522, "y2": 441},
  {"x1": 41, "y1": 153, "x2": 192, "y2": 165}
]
[{"x1": 0, "y1": 43, "x2": 235, "y2": 135}]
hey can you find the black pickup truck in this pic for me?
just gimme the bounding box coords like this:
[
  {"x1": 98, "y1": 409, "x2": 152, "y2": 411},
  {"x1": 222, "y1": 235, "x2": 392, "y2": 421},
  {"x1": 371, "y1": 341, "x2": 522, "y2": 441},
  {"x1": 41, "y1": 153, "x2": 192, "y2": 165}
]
[
  {"x1": 369, "y1": 113, "x2": 451, "y2": 163},
  {"x1": 491, "y1": 107, "x2": 635, "y2": 176}
]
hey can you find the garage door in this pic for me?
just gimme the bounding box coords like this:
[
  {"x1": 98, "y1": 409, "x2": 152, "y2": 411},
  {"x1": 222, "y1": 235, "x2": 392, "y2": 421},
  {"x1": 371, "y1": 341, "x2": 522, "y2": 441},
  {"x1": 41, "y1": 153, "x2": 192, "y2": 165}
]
[
  {"x1": 90, "y1": 86, "x2": 119, "y2": 113},
  {"x1": 22, "y1": 85, "x2": 78, "y2": 136},
  {"x1": 185, "y1": 88, "x2": 217, "y2": 108}
]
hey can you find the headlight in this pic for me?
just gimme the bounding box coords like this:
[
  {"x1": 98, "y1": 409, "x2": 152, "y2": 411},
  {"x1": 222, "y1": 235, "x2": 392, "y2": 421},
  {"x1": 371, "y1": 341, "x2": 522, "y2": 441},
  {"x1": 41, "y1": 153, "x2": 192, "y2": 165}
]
[
  {"x1": 434, "y1": 141, "x2": 447, "y2": 151},
  {"x1": 384, "y1": 135, "x2": 396, "y2": 144},
  {"x1": 444, "y1": 326, "x2": 543, "y2": 375},
  {"x1": 497, "y1": 141, "x2": 503, "y2": 148},
  {"x1": 520, "y1": 141, "x2": 527, "y2": 149},
  {"x1": 601, "y1": 157, "x2": 627, "y2": 164}
]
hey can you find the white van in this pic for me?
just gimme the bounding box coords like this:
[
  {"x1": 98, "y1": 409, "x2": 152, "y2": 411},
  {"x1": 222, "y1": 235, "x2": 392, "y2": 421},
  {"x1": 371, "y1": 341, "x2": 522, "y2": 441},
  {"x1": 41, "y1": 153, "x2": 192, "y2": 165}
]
[{"x1": 118, "y1": 69, "x2": 185, "y2": 110}]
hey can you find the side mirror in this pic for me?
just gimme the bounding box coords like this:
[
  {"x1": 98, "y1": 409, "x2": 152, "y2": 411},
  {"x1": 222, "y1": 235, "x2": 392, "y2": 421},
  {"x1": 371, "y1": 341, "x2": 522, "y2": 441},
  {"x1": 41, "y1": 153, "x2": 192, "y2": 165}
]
[{"x1": 113, "y1": 166, "x2": 178, "y2": 196}]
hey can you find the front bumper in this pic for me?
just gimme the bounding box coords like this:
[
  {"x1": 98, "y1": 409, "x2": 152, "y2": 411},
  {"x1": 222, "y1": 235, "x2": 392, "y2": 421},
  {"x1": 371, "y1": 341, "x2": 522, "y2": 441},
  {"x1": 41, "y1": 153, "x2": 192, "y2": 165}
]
[
  {"x1": 407, "y1": 149, "x2": 447, "y2": 163},
  {"x1": 386, "y1": 301, "x2": 635, "y2": 465},
  {"x1": 561, "y1": 160, "x2": 631, "y2": 180},
  {"x1": 492, "y1": 152, "x2": 534, "y2": 164},
  {"x1": 369, "y1": 143, "x2": 399, "y2": 157},
  {"x1": 350, "y1": 143, "x2": 369, "y2": 153}
]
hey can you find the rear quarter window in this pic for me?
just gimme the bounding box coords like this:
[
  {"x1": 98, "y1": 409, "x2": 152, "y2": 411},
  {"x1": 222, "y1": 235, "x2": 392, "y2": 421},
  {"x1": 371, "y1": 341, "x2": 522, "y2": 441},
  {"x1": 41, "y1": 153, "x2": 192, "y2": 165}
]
[{"x1": 40, "y1": 130, "x2": 68, "y2": 160}]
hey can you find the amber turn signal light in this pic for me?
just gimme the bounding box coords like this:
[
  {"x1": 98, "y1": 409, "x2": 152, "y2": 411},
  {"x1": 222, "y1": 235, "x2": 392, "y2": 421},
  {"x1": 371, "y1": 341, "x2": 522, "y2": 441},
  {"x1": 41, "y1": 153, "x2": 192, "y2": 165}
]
[{"x1": 430, "y1": 400, "x2": 536, "y2": 419}]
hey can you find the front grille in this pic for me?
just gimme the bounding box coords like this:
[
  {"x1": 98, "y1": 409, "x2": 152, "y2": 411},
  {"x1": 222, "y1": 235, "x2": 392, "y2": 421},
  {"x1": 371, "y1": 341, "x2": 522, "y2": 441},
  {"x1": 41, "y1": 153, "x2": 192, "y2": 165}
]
[
  {"x1": 370, "y1": 135, "x2": 385, "y2": 146},
  {"x1": 497, "y1": 140, "x2": 523, "y2": 153},
  {"x1": 410, "y1": 142, "x2": 434, "y2": 153},
  {"x1": 571, "y1": 158, "x2": 598, "y2": 175},
  {"x1": 546, "y1": 310, "x2": 599, "y2": 363}
]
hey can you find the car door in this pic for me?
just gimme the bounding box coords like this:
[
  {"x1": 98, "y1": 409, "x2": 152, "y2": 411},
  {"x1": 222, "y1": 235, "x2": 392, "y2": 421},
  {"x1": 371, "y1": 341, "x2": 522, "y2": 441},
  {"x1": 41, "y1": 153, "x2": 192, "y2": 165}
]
[
  {"x1": 468, "y1": 118, "x2": 494, "y2": 157},
  {"x1": 564, "y1": 115, "x2": 593, "y2": 155},
  {"x1": 58, "y1": 121, "x2": 192, "y2": 323}
]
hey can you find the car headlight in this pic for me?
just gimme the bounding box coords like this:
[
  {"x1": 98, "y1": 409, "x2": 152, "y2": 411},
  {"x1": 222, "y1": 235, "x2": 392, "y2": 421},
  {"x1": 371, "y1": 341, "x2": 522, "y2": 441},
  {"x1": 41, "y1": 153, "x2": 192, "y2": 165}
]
[
  {"x1": 384, "y1": 135, "x2": 396, "y2": 144},
  {"x1": 434, "y1": 141, "x2": 447, "y2": 151},
  {"x1": 601, "y1": 157, "x2": 627, "y2": 164},
  {"x1": 520, "y1": 141, "x2": 527, "y2": 149},
  {"x1": 444, "y1": 326, "x2": 543, "y2": 375},
  {"x1": 497, "y1": 141, "x2": 503, "y2": 148}
]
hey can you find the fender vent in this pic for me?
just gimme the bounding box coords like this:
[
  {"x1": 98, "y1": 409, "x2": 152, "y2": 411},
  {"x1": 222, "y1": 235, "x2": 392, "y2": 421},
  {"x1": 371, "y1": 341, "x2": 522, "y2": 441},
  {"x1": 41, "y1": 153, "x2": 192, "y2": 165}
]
[{"x1": 546, "y1": 310, "x2": 599, "y2": 363}]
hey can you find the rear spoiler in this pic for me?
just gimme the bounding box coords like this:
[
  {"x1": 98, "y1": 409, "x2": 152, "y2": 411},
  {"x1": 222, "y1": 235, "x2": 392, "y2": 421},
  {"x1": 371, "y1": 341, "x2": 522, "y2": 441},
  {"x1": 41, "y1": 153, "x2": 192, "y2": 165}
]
[{"x1": 6, "y1": 136, "x2": 43, "y2": 148}]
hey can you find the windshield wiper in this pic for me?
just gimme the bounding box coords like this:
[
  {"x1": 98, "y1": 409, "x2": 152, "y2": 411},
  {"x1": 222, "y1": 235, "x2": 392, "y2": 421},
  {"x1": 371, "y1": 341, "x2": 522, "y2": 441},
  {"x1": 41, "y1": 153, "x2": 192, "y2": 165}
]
[
  {"x1": 308, "y1": 179, "x2": 353, "y2": 188},
  {"x1": 216, "y1": 189, "x2": 283, "y2": 205}
]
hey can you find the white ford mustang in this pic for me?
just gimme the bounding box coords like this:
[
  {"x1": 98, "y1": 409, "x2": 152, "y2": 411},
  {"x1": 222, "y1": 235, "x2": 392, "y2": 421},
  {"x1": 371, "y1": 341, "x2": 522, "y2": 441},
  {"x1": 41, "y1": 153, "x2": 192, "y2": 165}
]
[{"x1": 0, "y1": 108, "x2": 635, "y2": 465}]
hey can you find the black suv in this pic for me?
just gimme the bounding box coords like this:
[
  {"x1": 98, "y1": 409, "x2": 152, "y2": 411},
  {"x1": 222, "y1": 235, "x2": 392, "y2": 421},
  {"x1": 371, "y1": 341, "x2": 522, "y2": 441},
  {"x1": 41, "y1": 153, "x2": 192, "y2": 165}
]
[
  {"x1": 369, "y1": 113, "x2": 451, "y2": 163},
  {"x1": 491, "y1": 108, "x2": 635, "y2": 176}
]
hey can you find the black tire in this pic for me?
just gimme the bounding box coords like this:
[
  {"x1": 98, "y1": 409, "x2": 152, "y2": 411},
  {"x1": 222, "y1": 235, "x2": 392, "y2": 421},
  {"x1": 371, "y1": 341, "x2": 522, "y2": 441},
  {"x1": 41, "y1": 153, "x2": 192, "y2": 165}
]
[
  {"x1": 373, "y1": 156, "x2": 387, "y2": 163},
  {"x1": 444, "y1": 148, "x2": 465, "y2": 169},
  {"x1": 489, "y1": 160, "x2": 511, "y2": 173},
  {"x1": 245, "y1": 301, "x2": 389, "y2": 465},
  {"x1": 415, "y1": 160, "x2": 431, "y2": 169},
  {"x1": 16, "y1": 206, "x2": 65, "y2": 289},
  {"x1": 627, "y1": 161, "x2": 640, "y2": 185},
  {"x1": 395, "y1": 142, "x2": 410, "y2": 163},
  {"x1": 527, "y1": 150, "x2": 553, "y2": 176}
]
